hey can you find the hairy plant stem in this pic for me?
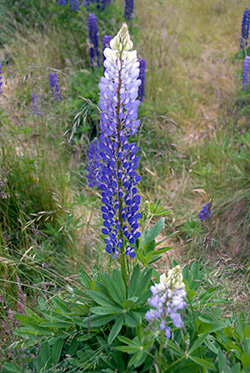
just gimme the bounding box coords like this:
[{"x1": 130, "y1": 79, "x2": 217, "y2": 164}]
[{"x1": 116, "y1": 53, "x2": 127, "y2": 288}]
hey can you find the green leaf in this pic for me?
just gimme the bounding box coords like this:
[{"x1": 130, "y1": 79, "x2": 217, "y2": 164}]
[
  {"x1": 40, "y1": 341, "x2": 51, "y2": 366},
  {"x1": 39, "y1": 322, "x2": 73, "y2": 328},
  {"x1": 188, "y1": 333, "x2": 209, "y2": 355},
  {"x1": 77, "y1": 333, "x2": 96, "y2": 341},
  {"x1": 104, "y1": 272, "x2": 125, "y2": 304},
  {"x1": 91, "y1": 305, "x2": 123, "y2": 315},
  {"x1": 115, "y1": 345, "x2": 139, "y2": 353},
  {"x1": 124, "y1": 312, "x2": 138, "y2": 327},
  {"x1": 167, "y1": 340, "x2": 184, "y2": 356},
  {"x1": 87, "y1": 315, "x2": 115, "y2": 327},
  {"x1": 2, "y1": 363, "x2": 23, "y2": 373},
  {"x1": 112, "y1": 269, "x2": 126, "y2": 302},
  {"x1": 79, "y1": 267, "x2": 92, "y2": 289},
  {"x1": 108, "y1": 316, "x2": 123, "y2": 344},
  {"x1": 118, "y1": 336, "x2": 139, "y2": 347},
  {"x1": 128, "y1": 265, "x2": 140, "y2": 298},
  {"x1": 241, "y1": 352, "x2": 250, "y2": 369},
  {"x1": 16, "y1": 325, "x2": 52, "y2": 336},
  {"x1": 122, "y1": 297, "x2": 139, "y2": 309},
  {"x1": 52, "y1": 337, "x2": 63, "y2": 365},
  {"x1": 152, "y1": 247, "x2": 172, "y2": 255},
  {"x1": 88, "y1": 290, "x2": 117, "y2": 307},
  {"x1": 141, "y1": 218, "x2": 165, "y2": 247},
  {"x1": 189, "y1": 356, "x2": 216, "y2": 371}
]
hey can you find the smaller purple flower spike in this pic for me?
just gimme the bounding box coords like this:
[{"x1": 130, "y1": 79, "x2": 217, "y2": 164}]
[
  {"x1": 49, "y1": 73, "x2": 62, "y2": 102},
  {"x1": 31, "y1": 92, "x2": 42, "y2": 116},
  {"x1": 198, "y1": 202, "x2": 212, "y2": 222},
  {"x1": 138, "y1": 58, "x2": 146, "y2": 102},
  {"x1": 87, "y1": 138, "x2": 102, "y2": 188},
  {"x1": 240, "y1": 7, "x2": 250, "y2": 49},
  {"x1": 145, "y1": 266, "x2": 186, "y2": 339},
  {"x1": 58, "y1": 0, "x2": 68, "y2": 4},
  {"x1": 102, "y1": 35, "x2": 112, "y2": 66},
  {"x1": 70, "y1": 0, "x2": 79, "y2": 11},
  {"x1": 88, "y1": 13, "x2": 100, "y2": 68},
  {"x1": 0, "y1": 62, "x2": 3, "y2": 94},
  {"x1": 243, "y1": 56, "x2": 250, "y2": 90},
  {"x1": 124, "y1": 0, "x2": 134, "y2": 21}
]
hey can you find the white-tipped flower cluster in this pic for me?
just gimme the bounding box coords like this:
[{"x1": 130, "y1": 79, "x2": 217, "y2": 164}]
[{"x1": 145, "y1": 266, "x2": 187, "y2": 338}]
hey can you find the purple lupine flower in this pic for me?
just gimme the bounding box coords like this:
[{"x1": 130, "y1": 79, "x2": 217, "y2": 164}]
[
  {"x1": 70, "y1": 0, "x2": 79, "y2": 11},
  {"x1": 88, "y1": 13, "x2": 100, "y2": 68},
  {"x1": 241, "y1": 8, "x2": 250, "y2": 49},
  {"x1": 102, "y1": 35, "x2": 112, "y2": 66},
  {"x1": 138, "y1": 58, "x2": 146, "y2": 102},
  {"x1": 49, "y1": 73, "x2": 62, "y2": 101},
  {"x1": 87, "y1": 138, "x2": 102, "y2": 187},
  {"x1": 31, "y1": 92, "x2": 42, "y2": 116},
  {"x1": 124, "y1": 0, "x2": 134, "y2": 20},
  {"x1": 243, "y1": 56, "x2": 250, "y2": 89},
  {"x1": 198, "y1": 202, "x2": 212, "y2": 222},
  {"x1": 96, "y1": 24, "x2": 142, "y2": 258},
  {"x1": 58, "y1": 0, "x2": 68, "y2": 4},
  {"x1": 0, "y1": 62, "x2": 3, "y2": 94},
  {"x1": 145, "y1": 266, "x2": 186, "y2": 338}
]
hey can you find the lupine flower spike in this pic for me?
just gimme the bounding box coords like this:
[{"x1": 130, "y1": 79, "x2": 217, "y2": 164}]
[
  {"x1": 138, "y1": 58, "x2": 146, "y2": 101},
  {"x1": 124, "y1": 0, "x2": 134, "y2": 20},
  {"x1": 96, "y1": 24, "x2": 142, "y2": 262},
  {"x1": 88, "y1": 13, "x2": 100, "y2": 68},
  {"x1": 49, "y1": 73, "x2": 62, "y2": 101},
  {"x1": 0, "y1": 62, "x2": 3, "y2": 94},
  {"x1": 243, "y1": 56, "x2": 250, "y2": 89},
  {"x1": 31, "y1": 92, "x2": 42, "y2": 116},
  {"x1": 70, "y1": 0, "x2": 79, "y2": 11},
  {"x1": 198, "y1": 202, "x2": 212, "y2": 222},
  {"x1": 145, "y1": 266, "x2": 187, "y2": 338},
  {"x1": 58, "y1": 0, "x2": 68, "y2": 5},
  {"x1": 240, "y1": 8, "x2": 250, "y2": 50}
]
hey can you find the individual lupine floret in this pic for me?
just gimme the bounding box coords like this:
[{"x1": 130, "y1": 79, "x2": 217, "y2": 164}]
[
  {"x1": 243, "y1": 56, "x2": 250, "y2": 89},
  {"x1": 87, "y1": 137, "x2": 102, "y2": 188},
  {"x1": 241, "y1": 7, "x2": 250, "y2": 49},
  {"x1": 102, "y1": 35, "x2": 112, "y2": 66},
  {"x1": 124, "y1": 0, "x2": 134, "y2": 20},
  {"x1": 138, "y1": 58, "x2": 146, "y2": 101},
  {"x1": 49, "y1": 73, "x2": 62, "y2": 101},
  {"x1": 97, "y1": 24, "x2": 142, "y2": 259},
  {"x1": 145, "y1": 266, "x2": 187, "y2": 338},
  {"x1": 198, "y1": 202, "x2": 212, "y2": 222},
  {"x1": 58, "y1": 0, "x2": 68, "y2": 4},
  {"x1": 88, "y1": 13, "x2": 100, "y2": 68},
  {"x1": 70, "y1": 0, "x2": 79, "y2": 11},
  {"x1": 0, "y1": 62, "x2": 3, "y2": 94}
]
